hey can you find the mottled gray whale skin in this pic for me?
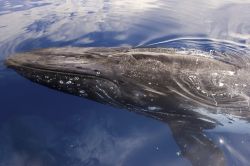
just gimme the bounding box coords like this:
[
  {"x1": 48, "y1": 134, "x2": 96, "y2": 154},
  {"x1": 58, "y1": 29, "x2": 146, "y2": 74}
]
[
  {"x1": 5, "y1": 47, "x2": 250, "y2": 165},
  {"x1": 5, "y1": 47, "x2": 250, "y2": 112}
]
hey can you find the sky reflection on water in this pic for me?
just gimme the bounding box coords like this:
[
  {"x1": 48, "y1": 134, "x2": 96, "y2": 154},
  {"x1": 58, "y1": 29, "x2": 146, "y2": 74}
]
[
  {"x1": 0, "y1": 0, "x2": 250, "y2": 165},
  {"x1": 0, "y1": 0, "x2": 250, "y2": 58}
]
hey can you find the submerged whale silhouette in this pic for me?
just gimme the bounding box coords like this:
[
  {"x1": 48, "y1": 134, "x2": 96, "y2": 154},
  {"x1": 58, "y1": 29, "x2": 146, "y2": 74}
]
[{"x1": 5, "y1": 47, "x2": 250, "y2": 165}]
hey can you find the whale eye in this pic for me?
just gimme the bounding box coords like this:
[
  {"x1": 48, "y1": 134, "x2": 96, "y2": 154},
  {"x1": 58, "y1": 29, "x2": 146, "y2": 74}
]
[{"x1": 94, "y1": 70, "x2": 101, "y2": 75}]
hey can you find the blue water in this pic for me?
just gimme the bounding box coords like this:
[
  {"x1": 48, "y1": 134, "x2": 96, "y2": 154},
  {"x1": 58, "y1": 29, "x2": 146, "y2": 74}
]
[{"x1": 1, "y1": 0, "x2": 250, "y2": 165}]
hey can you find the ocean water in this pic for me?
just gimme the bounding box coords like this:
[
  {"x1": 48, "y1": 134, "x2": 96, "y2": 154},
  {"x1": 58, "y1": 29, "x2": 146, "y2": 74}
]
[{"x1": 0, "y1": 0, "x2": 250, "y2": 165}]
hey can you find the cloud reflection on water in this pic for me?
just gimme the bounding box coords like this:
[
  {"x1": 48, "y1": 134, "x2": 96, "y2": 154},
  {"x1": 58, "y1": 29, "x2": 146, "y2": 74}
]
[
  {"x1": 0, "y1": 0, "x2": 249, "y2": 59},
  {"x1": 0, "y1": 105, "x2": 189, "y2": 166}
]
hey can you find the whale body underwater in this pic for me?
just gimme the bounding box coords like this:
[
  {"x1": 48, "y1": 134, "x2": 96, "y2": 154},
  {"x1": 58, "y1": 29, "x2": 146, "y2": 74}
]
[
  {"x1": 5, "y1": 47, "x2": 250, "y2": 120},
  {"x1": 6, "y1": 47, "x2": 250, "y2": 165}
]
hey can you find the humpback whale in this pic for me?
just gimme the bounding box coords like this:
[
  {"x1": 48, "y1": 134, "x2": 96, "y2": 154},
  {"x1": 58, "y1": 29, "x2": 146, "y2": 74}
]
[{"x1": 5, "y1": 47, "x2": 250, "y2": 165}]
